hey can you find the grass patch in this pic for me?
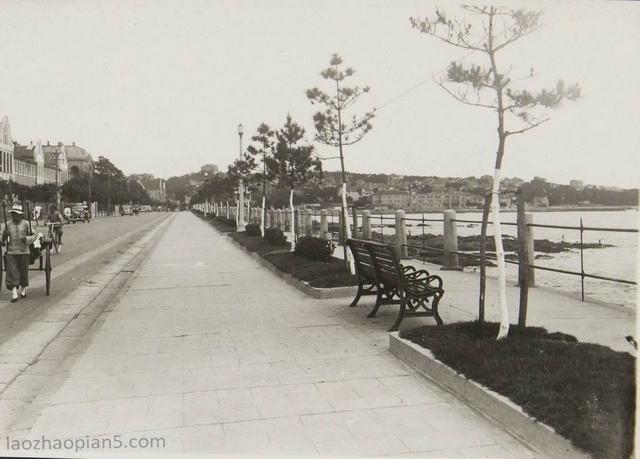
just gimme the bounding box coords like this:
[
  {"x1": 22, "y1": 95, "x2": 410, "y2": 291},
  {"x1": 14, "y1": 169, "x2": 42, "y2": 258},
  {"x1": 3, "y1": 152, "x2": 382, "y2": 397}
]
[
  {"x1": 225, "y1": 229, "x2": 358, "y2": 288},
  {"x1": 265, "y1": 251, "x2": 357, "y2": 287},
  {"x1": 401, "y1": 321, "x2": 635, "y2": 459}
]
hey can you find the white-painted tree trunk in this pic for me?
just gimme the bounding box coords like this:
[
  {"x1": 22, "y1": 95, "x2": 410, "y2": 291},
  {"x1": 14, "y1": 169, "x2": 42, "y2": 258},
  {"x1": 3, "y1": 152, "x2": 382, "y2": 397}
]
[
  {"x1": 290, "y1": 189, "x2": 295, "y2": 252},
  {"x1": 341, "y1": 182, "x2": 355, "y2": 273},
  {"x1": 261, "y1": 197, "x2": 266, "y2": 238},
  {"x1": 492, "y1": 168, "x2": 510, "y2": 339}
]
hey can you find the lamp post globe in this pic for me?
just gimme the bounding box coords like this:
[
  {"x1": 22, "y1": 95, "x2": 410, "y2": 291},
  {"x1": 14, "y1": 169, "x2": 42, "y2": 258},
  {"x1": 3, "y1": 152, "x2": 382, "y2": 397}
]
[{"x1": 237, "y1": 123, "x2": 246, "y2": 231}]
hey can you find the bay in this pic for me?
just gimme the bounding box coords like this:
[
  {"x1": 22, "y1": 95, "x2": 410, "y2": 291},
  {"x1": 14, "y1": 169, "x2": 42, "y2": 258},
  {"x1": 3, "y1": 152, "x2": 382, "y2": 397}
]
[{"x1": 362, "y1": 209, "x2": 638, "y2": 309}]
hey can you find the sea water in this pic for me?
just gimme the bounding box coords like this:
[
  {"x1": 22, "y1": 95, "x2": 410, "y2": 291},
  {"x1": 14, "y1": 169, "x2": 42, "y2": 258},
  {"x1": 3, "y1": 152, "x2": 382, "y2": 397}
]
[{"x1": 370, "y1": 209, "x2": 638, "y2": 308}]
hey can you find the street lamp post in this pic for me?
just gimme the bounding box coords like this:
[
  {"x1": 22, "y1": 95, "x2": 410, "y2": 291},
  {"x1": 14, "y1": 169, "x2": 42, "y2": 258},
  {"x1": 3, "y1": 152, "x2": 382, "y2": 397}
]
[
  {"x1": 107, "y1": 174, "x2": 111, "y2": 216},
  {"x1": 204, "y1": 171, "x2": 209, "y2": 216},
  {"x1": 54, "y1": 146, "x2": 61, "y2": 211},
  {"x1": 88, "y1": 164, "x2": 93, "y2": 218},
  {"x1": 237, "y1": 123, "x2": 246, "y2": 231}
]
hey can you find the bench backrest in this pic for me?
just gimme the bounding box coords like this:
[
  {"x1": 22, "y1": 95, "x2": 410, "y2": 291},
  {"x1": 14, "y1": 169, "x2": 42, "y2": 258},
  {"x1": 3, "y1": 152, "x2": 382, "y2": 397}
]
[
  {"x1": 366, "y1": 242, "x2": 403, "y2": 289},
  {"x1": 347, "y1": 239, "x2": 403, "y2": 288},
  {"x1": 346, "y1": 239, "x2": 376, "y2": 280}
]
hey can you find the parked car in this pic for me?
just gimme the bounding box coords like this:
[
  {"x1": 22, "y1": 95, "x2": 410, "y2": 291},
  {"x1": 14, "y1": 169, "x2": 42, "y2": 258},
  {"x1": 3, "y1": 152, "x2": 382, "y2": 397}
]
[{"x1": 69, "y1": 205, "x2": 90, "y2": 223}]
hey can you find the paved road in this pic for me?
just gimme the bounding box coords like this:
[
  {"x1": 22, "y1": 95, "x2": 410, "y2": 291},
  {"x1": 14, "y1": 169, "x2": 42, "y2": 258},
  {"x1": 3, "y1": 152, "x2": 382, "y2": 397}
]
[{"x1": 0, "y1": 212, "x2": 172, "y2": 343}]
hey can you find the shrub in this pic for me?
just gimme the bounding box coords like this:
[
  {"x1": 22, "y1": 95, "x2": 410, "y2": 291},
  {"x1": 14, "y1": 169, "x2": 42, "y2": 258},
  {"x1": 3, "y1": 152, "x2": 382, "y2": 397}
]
[
  {"x1": 294, "y1": 236, "x2": 335, "y2": 262},
  {"x1": 215, "y1": 216, "x2": 236, "y2": 227},
  {"x1": 264, "y1": 228, "x2": 288, "y2": 246},
  {"x1": 245, "y1": 223, "x2": 262, "y2": 237}
]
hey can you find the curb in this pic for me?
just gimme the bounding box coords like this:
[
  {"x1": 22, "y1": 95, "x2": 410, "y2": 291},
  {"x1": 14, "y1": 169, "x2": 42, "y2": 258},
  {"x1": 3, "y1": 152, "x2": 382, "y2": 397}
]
[{"x1": 389, "y1": 332, "x2": 589, "y2": 459}]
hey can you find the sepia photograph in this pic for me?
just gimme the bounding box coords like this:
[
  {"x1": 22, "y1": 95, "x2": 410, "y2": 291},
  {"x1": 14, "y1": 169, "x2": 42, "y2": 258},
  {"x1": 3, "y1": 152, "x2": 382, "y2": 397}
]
[{"x1": 0, "y1": 1, "x2": 637, "y2": 457}]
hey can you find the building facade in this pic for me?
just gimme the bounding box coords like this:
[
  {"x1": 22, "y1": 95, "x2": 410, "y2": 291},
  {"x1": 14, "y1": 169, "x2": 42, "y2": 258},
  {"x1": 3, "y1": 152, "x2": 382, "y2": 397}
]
[
  {"x1": 0, "y1": 115, "x2": 93, "y2": 189},
  {"x1": 370, "y1": 190, "x2": 411, "y2": 209},
  {"x1": 410, "y1": 191, "x2": 470, "y2": 211},
  {"x1": 0, "y1": 116, "x2": 14, "y2": 182},
  {"x1": 143, "y1": 178, "x2": 166, "y2": 203}
]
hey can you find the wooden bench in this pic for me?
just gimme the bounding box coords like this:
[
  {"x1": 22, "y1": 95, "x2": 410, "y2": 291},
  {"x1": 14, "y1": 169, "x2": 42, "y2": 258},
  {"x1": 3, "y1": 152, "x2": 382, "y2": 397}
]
[{"x1": 346, "y1": 238, "x2": 445, "y2": 331}]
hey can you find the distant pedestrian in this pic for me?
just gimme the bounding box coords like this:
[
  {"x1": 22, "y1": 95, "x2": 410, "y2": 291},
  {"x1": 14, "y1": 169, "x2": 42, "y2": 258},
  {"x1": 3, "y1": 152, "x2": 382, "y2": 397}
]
[
  {"x1": 34, "y1": 206, "x2": 41, "y2": 225},
  {"x1": 3, "y1": 205, "x2": 38, "y2": 302}
]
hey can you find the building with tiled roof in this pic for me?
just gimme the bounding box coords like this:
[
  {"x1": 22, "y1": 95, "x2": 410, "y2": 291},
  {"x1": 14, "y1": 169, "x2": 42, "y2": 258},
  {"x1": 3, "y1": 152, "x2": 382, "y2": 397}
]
[
  {"x1": 40, "y1": 142, "x2": 70, "y2": 184},
  {"x1": 62, "y1": 143, "x2": 93, "y2": 177},
  {"x1": 371, "y1": 190, "x2": 411, "y2": 209},
  {"x1": 142, "y1": 178, "x2": 166, "y2": 203},
  {"x1": 0, "y1": 115, "x2": 14, "y2": 181},
  {"x1": 13, "y1": 141, "x2": 45, "y2": 186},
  {"x1": 0, "y1": 116, "x2": 91, "y2": 194}
]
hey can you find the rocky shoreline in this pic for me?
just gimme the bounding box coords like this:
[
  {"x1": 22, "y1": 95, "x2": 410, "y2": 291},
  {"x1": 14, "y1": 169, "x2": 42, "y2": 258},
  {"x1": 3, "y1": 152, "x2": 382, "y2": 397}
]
[{"x1": 387, "y1": 232, "x2": 612, "y2": 267}]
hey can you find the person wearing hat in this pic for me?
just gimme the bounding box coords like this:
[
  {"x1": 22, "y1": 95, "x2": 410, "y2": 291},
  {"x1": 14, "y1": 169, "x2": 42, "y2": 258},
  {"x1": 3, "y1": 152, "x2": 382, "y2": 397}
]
[{"x1": 2, "y1": 204, "x2": 38, "y2": 302}]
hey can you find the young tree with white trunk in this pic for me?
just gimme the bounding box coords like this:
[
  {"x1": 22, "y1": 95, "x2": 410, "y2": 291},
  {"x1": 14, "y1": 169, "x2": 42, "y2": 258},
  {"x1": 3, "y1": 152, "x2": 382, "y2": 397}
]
[
  {"x1": 411, "y1": 6, "x2": 580, "y2": 339},
  {"x1": 247, "y1": 123, "x2": 276, "y2": 236},
  {"x1": 307, "y1": 53, "x2": 375, "y2": 270},
  {"x1": 265, "y1": 115, "x2": 322, "y2": 251}
]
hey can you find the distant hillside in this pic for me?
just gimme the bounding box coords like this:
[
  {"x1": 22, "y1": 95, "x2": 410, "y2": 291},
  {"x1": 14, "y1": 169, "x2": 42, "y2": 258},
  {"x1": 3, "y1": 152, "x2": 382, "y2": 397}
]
[{"x1": 165, "y1": 168, "x2": 638, "y2": 207}]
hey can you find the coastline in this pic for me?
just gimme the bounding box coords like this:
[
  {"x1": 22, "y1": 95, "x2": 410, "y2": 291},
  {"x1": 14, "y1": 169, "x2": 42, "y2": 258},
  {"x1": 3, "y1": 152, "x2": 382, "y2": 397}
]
[{"x1": 340, "y1": 205, "x2": 638, "y2": 215}]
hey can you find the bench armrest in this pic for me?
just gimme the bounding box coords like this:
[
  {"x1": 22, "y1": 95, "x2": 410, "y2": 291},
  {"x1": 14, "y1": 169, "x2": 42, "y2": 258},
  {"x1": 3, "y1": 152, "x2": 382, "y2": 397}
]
[
  {"x1": 404, "y1": 273, "x2": 444, "y2": 293},
  {"x1": 403, "y1": 269, "x2": 433, "y2": 282},
  {"x1": 401, "y1": 264, "x2": 415, "y2": 274}
]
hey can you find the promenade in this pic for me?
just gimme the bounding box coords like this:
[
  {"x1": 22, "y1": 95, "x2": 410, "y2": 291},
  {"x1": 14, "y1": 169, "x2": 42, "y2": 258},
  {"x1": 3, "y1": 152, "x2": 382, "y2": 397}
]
[{"x1": 0, "y1": 211, "x2": 634, "y2": 457}]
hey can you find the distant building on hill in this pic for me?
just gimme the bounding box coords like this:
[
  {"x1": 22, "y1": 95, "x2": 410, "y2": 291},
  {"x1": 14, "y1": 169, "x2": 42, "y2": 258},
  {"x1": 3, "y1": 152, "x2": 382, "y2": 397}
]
[
  {"x1": 371, "y1": 190, "x2": 411, "y2": 209},
  {"x1": 570, "y1": 179, "x2": 584, "y2": 191},
  {"x1": 201, "y1": 164, "x2": 219, "y2": 174},
  {"x1": 143, "y1": 178, "x2": 166, "y2": 203},
  {"x1": 410, "y1": 191, "x2": 470, "y2": 211},
  {"x1": 533, "y1": 196, "x2": 549, "y2": 207}
]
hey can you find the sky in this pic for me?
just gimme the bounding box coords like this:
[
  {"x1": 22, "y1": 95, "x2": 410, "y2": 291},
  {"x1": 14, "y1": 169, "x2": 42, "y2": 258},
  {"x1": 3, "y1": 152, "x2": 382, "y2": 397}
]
[{"x1": 1, "y1": 0, "x2": 639, "y2": 189}]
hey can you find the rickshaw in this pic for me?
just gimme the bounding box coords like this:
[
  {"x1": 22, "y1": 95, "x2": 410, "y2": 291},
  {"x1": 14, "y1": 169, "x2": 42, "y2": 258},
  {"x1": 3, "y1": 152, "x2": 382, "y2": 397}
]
[{"x1": 0, "y1": 201, "x2": 53, "y2": 296}]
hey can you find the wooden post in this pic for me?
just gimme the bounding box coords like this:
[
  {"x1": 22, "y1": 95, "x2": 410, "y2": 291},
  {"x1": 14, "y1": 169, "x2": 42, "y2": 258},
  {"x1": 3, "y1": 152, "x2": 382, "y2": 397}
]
[
  {"x1": 526, "y1": 213, "x2": 536, "y2": 287},
  {"x1": 362, "y1": 210, "x2": 371, "y2": 239},
  {"x1": 395, "y1": 210, "x2": 408, "y2": 258},
  {"x1": 443, "y1": 210, "x2": 461, "y2": 270},
  {"x1": 478, "y1": 192, "x2": 492, "y2": 325},
  {"x1": 305, "y1": 209, "x2": 312, "y2": 236},
  {"x1": 516, "y1": 188, "x2": 529, "y2": 328},
  {"x1": 351, "y1": 205, "x2": 358, "y2": 239}
]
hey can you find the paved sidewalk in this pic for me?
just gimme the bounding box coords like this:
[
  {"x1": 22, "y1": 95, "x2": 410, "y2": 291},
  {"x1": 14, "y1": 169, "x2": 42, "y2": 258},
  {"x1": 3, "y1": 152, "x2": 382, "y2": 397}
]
[{"x1": 1, "y1": 212, "x2": 547, "y2": 458}]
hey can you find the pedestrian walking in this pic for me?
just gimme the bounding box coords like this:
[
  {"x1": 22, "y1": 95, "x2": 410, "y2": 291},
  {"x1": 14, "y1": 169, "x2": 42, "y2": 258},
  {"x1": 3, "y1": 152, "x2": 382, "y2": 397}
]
[{"x1": 2, "y1": 204, "x2": 38, "y2": 302}]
